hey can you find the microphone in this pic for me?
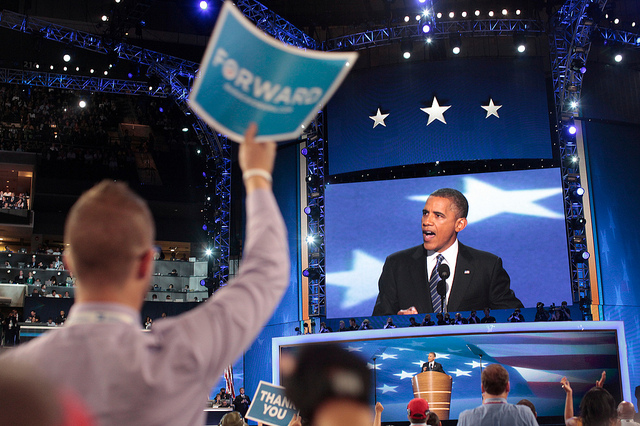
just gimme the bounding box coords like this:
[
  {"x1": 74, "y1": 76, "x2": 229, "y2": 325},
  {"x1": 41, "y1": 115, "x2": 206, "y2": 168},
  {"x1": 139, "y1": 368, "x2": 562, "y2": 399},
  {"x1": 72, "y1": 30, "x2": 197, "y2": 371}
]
[{"x1": 437, "y1": 263, "x2": 450, "y2": 298}]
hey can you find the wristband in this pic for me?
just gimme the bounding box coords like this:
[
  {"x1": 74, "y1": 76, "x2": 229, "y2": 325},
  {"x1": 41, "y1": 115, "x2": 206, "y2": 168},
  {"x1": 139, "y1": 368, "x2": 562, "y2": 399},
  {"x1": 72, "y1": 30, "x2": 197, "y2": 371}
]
[{"x1": 242, "y1": 168, "x2": 272, "y2": 183}]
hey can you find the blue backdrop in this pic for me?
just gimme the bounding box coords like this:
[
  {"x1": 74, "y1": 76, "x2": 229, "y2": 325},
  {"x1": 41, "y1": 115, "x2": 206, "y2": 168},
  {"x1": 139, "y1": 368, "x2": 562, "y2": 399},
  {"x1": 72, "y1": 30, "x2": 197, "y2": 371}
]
[{"x1": 327, "y1": 57, "x2": 553, "y2": 175}]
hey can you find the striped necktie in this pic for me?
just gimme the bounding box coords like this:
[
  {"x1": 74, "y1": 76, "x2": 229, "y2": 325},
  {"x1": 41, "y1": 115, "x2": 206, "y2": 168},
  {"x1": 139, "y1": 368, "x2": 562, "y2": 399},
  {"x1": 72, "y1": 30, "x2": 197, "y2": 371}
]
[{"x1": 429, "y1": 254, "x2": 445, "y2": 313}]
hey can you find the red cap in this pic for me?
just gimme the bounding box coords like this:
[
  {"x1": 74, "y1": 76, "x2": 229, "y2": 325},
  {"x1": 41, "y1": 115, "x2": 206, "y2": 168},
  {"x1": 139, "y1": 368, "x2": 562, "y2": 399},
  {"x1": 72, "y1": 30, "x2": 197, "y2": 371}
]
[{"x1": 407, "y1": 398, "x2": 430, "y2": 420}]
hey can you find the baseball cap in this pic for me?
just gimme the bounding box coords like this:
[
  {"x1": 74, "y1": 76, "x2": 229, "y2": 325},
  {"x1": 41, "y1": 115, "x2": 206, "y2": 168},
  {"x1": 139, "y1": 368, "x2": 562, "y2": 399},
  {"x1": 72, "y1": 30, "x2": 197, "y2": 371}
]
[{"x1": 407, "y1": 398, "x2": 430, "y2": 420}]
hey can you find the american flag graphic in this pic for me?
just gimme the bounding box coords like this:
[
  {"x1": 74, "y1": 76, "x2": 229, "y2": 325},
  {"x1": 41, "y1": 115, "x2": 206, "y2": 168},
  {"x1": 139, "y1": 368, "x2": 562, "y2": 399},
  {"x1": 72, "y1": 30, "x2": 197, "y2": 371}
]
[{"x1": 224, "y1": 364, "x2": 236, "y2": 399}]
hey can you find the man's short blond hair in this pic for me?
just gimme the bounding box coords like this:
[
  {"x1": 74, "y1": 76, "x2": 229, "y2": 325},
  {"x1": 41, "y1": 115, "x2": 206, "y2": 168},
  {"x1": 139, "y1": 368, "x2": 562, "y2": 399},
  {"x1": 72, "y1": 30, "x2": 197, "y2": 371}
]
[
  {"x1": 64, "y1": 180, "x2": 155, "y2": 285},
  {"x1": 482, "y1": 364, "x2": 509, "y2": 395}
]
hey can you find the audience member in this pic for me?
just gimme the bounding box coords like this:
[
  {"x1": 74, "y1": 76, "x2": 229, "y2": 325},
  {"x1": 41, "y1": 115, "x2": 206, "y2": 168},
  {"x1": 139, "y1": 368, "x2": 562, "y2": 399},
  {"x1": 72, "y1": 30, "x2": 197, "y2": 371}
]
[
  {"x1": 373, "y1": 402, "x2": 383, "y2": 426},
  {"x1": 338, "y1": 320, "x2": 348, "y2": 332},
  {"x1": 319, "y1": 322, "x2": 332, "y2": 333},
  {"x1": 426, "y1": 411, "x2": 440, "y2": 426},
  {"x1": 14, "y1": 270, "x2": 25, "y2": 283},
  {"x1": 1, "y1": 124, "x2": 288, "y2": 426},
  {"x1": 360, "y1": 319, "x2": 372, "y2": 330},
  {"x1": 534, "y1": 302, "x2": 550, "y2": 321},
  {"x1": 618, "y1": 401, "x2": 640, "y2": 425},
  {"x1": 508, "y1": 308, "x2": 525, "y2": 322},
  {"x1": 468, "y1": 310, "x2": 480, "y2": 324},
  {"x1": 457, "y1": 364, "x2": 537, "y2": 426},
  {"x1": 407, "y1": 398, "x2": 434, "y2": 425},
  {"x1": 0, "y1": 359, "x2": 96, "y2": 425},
  {"x1": 517, "y1": 399, "x2": 537, "y2": 419},
  {"x1": 421, "y1": 314, "x2": 435, "y2": 326},
  {"x1": 220, "y1": 411, "x2": 247, "y2": 426},
  {"x1": 215, "y1": 387, "x2": 232, "y2": 407},
  {"x1": 349, "y1": 318, "x2": 358, "y2": 331},
  {"x1": 481, "y1": 307, "x2": 496, "y2": 323},
  {"x1": 384, "y1": 317, "x2": 397, "y2": 329},
  {"x1": 409, "y1": 317, "x2": 420, "y2": 327},
  {"x1": 436, "y1": 313, "x2": 446, "y2": 325},
  {"x1": 283, "y1": 343, "x2": 372, "y2": 426},
  {"x1": 453, "y1": 312, "x2": 467, "y2": 325},
  {"x1": 55, "y1": 310, "x2": 67, "y2": 324},
  {"x1": 562, "y1": 372, "x2": 615, "y2": 426}
]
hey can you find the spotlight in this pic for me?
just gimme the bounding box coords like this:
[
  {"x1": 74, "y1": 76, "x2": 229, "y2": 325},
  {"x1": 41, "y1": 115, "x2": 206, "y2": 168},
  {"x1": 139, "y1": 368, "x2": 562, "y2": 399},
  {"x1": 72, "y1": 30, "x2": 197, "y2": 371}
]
[
  {"x1": 437, "y1": 12, "x2": 442, "y2": 18},
  {"x1": 305, "y1": 235, "x2": 317, "y2": 245},
  {"x1": 404, "y1": 15, "x2": 410, "y2": 22},
  {"x1": 488, "y1": 10, "x2": 494, "y2": 17},
  {"x1": 450, "y1": 34, "x2": 462, "y2": 55},
  {"x1": 567, "y1": 123, "x2": 577, "y2": 135},
  {"x1": 563, "y1": 155, "x2": 579, "y2": 168},
  {"x1": 516, "y1": 9, "x2": 521, "y2": 15},
  {"x1": 401, "y1": 39, "x2": 413, "y2": 59},
  {"x1": 199, "y1": 1, "x2": 208, "y2": 10},
  {"x1": 305, "y1": 174, "x2": 320, "y2": 187},
  {"x1": 426, "y1": 37, "x2": 433, "y2": 43},
  {"x1": 614, "y1": 53, "x2": 623, "y2": 63},
  {"x1": 415, "y1": 15, "x2": 421, "y2": 21},
  {"x1": 502, "y1": 9, "x2": 508, "y2": 15},
  {"x1": 182, "y1": 127, "x2": 189, "y2": 132},
  {"x1": 303, "y1": 268, "x2": 321, "y2": 280},
  {"x1": 63, "y1": 54, "x2": 71, "y2": 62},
  {"x1": 419, "y1": 0, "x2": 426, "y2": 3},
  {"x1": 78, "y1": 100, "x2": 87, "y2": 108},
  {"x1": 514, "y1": 32, "x2": 526, "y2": 53},
  {"x1": 202, "y1": 224, "x2": 208, "y2": 231},
  {"x1": 104, "y1": 71, "x2": 108, "y2": 75},
  {"x1": 461, "y1": 11, "x2": 467, "y2": 17},
  {"x1": 101, "y1": 15, "x2": 108, "y2": 22},
  {"x1": 572, "y1": 216, "x2": 587, "y2": 228},
  {"x1": 422, "y1": 23, "x2": 431, "y2": 33},
  {"x1": 304, "y1": 205, "x2": 321, "y2": 217},
  {"x1": 613, "y1": 18, "x2": 619, "y2": 24},
  {"x1": 205, "y1": 248, "x2": 213, "y2": 256},
  {"x1": 90, "y1": 69, "x2": 94, "y2": 74},
  {"x1": 474, "y1": 10, "x2": 480, "y2": 16},
  {"x1": 449, "y1": 12, "x2": 454, "y2": 18},
  {"x1": 573, "y1": 250, "x2": 590, "y2": 262},
  {"x1": 569, "y1": 100, "x2": 579, "y2": 109},
  {"x1": 301, "y1": 146, "x2": 319, "y2": 157}
]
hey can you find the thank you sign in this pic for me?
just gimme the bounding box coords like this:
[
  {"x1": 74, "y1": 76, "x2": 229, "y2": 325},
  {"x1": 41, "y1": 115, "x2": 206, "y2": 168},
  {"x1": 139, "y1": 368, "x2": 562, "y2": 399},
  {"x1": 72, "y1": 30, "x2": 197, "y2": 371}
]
[
  {"x1": 189, "y1": 1, "x2": 358, "y2": 142},
  {"x1": 245, "y1": 381, "x2": 297, "y2": 426}
]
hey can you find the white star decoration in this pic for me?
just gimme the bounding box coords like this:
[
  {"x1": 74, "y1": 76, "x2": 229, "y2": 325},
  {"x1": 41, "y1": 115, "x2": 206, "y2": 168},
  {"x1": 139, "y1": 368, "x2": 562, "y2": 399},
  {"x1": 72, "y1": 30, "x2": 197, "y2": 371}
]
[
  {"x1": 420, "y1": 97, "x2": 451, "y2": 125},
  {"x1": 377, "y1": 384, "x2": 398, "y2": 394},
  {"x1": 367, "y1": 362, "x2": 382, "y2": 370},
  {"x1": 369, "y1": 108, "x2": 390, "y2": 128},
  {"x1": 380, "y1": 353, "x2": 398, "y2": 360},
  {"x1": 394, "y1": 371, "x2": 416, "y2": 380},
  {"x1": 481, "y1": 99, "x2": 502, "y2": 118},
  {"x1": 465, "y1": 361, "x2": 488, "y2": 369},
  {"x1": 346, "y1": 346, "x2": 363, "y2": 352},
  {"x1": 452, "y1": 369, "x2": 472, "y2": 377}
]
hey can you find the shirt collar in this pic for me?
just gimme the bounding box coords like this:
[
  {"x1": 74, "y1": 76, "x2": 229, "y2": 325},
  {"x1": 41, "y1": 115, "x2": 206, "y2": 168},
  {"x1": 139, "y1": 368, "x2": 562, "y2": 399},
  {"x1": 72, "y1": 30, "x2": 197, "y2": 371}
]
[
  {"x1": 426, "y1": 238, "x2": 459, "y2": 265},
  {"x1": 66, "y1": 302, "x2": 140, "y2": 326}
]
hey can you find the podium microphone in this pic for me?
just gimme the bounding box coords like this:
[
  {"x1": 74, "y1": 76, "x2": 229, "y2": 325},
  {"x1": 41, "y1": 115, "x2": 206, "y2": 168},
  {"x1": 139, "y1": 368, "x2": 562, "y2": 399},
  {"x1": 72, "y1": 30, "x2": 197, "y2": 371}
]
[{"x1": 437, "y1": 263, "x2": 450, "y2": 300}]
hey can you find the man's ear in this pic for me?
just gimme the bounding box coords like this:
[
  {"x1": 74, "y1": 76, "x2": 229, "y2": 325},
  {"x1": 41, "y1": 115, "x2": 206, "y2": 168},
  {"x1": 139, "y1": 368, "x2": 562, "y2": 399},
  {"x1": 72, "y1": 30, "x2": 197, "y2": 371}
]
[
  {"x1": 63, "y1": 252, "x2": 74, "y2": 275},
  {"x1": 137, "y1": 248, "x2": 155, "y2": 280},
  {"x1": 455, "y1": 217, "x2": 467, "y2": 233},
  {"x1": 506, "y1": 381, "x2": 511, "y2": 393}
]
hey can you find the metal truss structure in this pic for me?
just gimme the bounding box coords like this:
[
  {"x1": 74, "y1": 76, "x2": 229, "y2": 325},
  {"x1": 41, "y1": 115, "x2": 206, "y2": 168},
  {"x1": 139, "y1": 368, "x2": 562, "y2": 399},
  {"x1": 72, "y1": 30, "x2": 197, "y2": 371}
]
[
  {"x1": 322, "y1": 19, "x2": 545, "y2": 51},
  {"x1": 0, "y1": 67, "x2": 166, "y2": 96},
  {"x1": 596, "y1": 27, "x2": 640, "y2": 48},
  {"x1": 235, "y1": 0, "x2": 317, "y2": 49},
  {"x1": 302, "y1": 113, "x2": 326, "y2": 317},
  {"x1": 549, "y1": 0, "x2": 608, "y2": 320}
]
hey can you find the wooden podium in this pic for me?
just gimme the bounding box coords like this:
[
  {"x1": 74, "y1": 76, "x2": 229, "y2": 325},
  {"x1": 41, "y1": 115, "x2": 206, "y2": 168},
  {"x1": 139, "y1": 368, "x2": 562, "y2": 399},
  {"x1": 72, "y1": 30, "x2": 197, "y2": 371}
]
[{"x1": 411, "y1": 371, "x2": 452, "y2": 420}]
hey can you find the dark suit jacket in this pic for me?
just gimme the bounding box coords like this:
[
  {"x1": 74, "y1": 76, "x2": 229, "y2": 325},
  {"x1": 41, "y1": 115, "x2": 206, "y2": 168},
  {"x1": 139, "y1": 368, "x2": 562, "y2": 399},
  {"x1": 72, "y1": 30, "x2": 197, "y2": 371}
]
[
  {"x1": 421, "y1": 361, "x2": 445, "y2": 373},
  {"x1": 372, "y1": 242, "x2": 523, "y2": 316}
]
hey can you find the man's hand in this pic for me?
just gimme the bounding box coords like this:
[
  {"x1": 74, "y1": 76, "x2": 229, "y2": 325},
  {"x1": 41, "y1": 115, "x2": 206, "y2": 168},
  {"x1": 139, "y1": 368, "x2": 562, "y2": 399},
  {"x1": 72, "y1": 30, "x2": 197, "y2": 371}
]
[
  {"x1": 239, "y1": 123, "x2": 276, "y2": 193},
  {"x1": 561, "y1": 376, "x2": 572, "y2": 394},
  {"x1": 397, "y1": 306, "x2": 418, "y2": 315}
]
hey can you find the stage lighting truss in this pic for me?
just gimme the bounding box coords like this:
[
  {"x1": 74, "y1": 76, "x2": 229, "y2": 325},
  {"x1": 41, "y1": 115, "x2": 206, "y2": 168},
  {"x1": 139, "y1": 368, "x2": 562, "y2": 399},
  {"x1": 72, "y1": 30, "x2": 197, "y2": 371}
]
[{"x1": 302, "y1": 112, "x2": 327, "y2": 317}]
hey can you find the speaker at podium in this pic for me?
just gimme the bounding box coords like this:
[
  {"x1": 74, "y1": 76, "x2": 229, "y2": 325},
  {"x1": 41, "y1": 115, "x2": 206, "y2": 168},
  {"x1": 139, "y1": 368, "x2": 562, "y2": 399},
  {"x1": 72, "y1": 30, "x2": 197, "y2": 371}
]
[{"x1": 411, "y1": 371, "x2": 453, "y2": 420}]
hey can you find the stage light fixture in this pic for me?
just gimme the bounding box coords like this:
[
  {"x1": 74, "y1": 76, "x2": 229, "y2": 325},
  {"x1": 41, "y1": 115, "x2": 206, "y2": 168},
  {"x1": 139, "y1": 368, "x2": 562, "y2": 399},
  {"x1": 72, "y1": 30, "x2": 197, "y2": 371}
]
[
  {"x1": 305, "y1": 235, "x2": 317, "y2": 245},
  {"x1": 572, "y1": 216, "x2": 587, "y2": 228},
  {"x1": 63, "y1": 53, "x2": 71, "y2": 62},
  {"x1": 415, "y1": 15, "x2": 421, "y2": 21},
  {"x1": 104, "y1": 71, "x2": 108, "y2": 75},
  {"x1": 475, "y1": 10, "x2": 480, "y2": 16},
  {"x1": 422, "y1": 9, "x2": 430, "y2": 17},
  {"x1": 613, "y1": 18, "x2": 619, "y2": 24},
  {"x1": 614, "y1": 53, "x2": 623, "y2": 63},
  {"x1": 304, "y1": 205, "x2": 321, "y2": 217},
  {"x1": 450, "y1": 35, "x2": 462, "y2": 55},
  {"x1": 401, "y1": 39, "x2": 413, "y2": 59},
  {"x1": 422, "y1": 23, "x2": 431, "y2": 33},
  {"x1": 101, "y1": 15, "x2": 108, "y2": 22},
  {"x1": 200, "y1": 1, "x2": 209, "y2": 10},
  {"x1": 78, "y1": 100, "x2": 87, "y2": 108},
  {"x1": 461, "y1": 11, "x2": 467, "y2": 17},
  {"x1": 569, "y1": 100, "x2": 579, "y2": 109},
  {"x1": 572, "y1": 235, "x2": 586, "y2": 244},
  {"x1": 516, "y1": 9, "x2": 521, "y2": 15},
  {"x1": 449, "y1": 12, "x2": 454, "y2": 18},
  {"x1": 573, "y1": 250, "x2": 590, "y2": 262},
  {"x1": 303, "y1": 268, "x2": 321, "y2": 280},
  {"x1": 514, "y1": 32, "x2": 526, "y2": 53},
  {"x1": 563, "y1": 155, "x2": 579, "y2": 168},
  {"x1": 502, "y1": 9, "x2": 508, "y2": 15},
  {"x1": 570, "y1": 186, "x2": 585, "y2": 198},
  {"x1": 488, "y1": 10, "x2": 494, "y2": 17},
  {"x1": 63, "y1": 67, "x2": 68, "y2": 72},
  {"x1": 437, "y1": 12, "x2": 442, "y2": 18},
  {"x1": 426, "y1": 37, "x2": 433, "y2": 43},
  {"x1": 567, "y1": 123, "x2": 577, "y2": 135},
  {"x1": 305, "y1": 174, "x2": 320, "y2": 187},
  {"x1": 205, "y1": 248, "x2": 213, "y2": 256},
  {"x1": 419, "y1": 0, "x2": 426, "y2": 3},
  {"x1": 404, "y1": 15, "x2": 410, "y2": 22}
]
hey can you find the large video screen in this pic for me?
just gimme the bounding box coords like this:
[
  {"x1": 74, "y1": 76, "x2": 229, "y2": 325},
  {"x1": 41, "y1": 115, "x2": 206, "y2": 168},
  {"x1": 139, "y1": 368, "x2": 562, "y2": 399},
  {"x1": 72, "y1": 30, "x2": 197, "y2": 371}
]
[
  {"x1": 274, "y1": 322, "x2": 629, "y2": 422},
  {"x1": 325, "y1": 168, "x2": 572, "y2": 318},
  {"x1": 327, "y1": 57, "x2": 553, "y2": 175}
]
